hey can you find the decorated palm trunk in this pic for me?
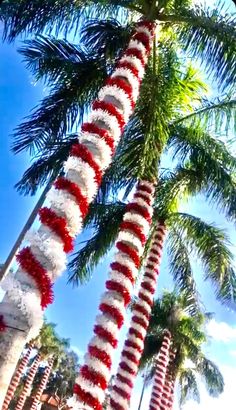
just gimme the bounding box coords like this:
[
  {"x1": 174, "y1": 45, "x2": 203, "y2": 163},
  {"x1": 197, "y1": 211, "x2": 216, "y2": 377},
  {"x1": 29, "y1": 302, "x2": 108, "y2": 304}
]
[
  {"x1": 159, "y1": 350, "x2": 176, "y2": 410},
  {"x1": 149, "y1": 332, "x2": 172, "y2": 410},
  {"x1": 109, "y1": 223, "x2": 166, "y2": 410},
  {"x1": 30, "y1": 357, "x2": 54, "y2": 410},
  {"x1": 72, "y1": 180, "x2": 155, "y2": 410},
  {"x1": 0, "y1": 21, "x2": 156, "y2": 405},
  {"x1": 15, "y1": 353, "x2": 41, "y2": 410},
  {"x1": 166, "y1": 375, "x2": 176, "y2": 410},
  {"x1": 2, "y1": 343, "x2": 33, "y2": 410}
]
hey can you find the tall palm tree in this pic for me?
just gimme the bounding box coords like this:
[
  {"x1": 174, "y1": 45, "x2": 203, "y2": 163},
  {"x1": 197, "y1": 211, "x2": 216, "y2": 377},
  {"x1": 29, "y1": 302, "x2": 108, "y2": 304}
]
[
  {"x1": 139, "y1": 291, "x2": 224, "y2": 410},
  {"x1": 14, "y1": 322, "x2": 61, "y2": 410}
]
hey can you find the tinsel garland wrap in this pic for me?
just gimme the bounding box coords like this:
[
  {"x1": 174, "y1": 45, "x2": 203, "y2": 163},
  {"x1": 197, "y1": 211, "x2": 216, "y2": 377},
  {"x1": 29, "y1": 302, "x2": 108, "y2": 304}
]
[
  {"x1": 149, "y1": 332, "x2": 172, "y2": 410},
  {"x1": 1, "y1": 21, "x2": 156, "y2": 344},
  {"x1": 30, "y1": 357, "x2": 54, "y2": 410},
  {"x1": 2, "y1": 343, "x2": 34, "y2": 410},
  {"x1": 159, "y1": 350, "x2": 176, "y2": 410},
  {"x1": 72, "y1": 180, "x2": 155, "y2": 410},
  {"x1": 109, "y1": 223, "x2": 166, "y2": 410},
  {"x1": 15, "y1": 353, "x2": 41, "y2": 410}
]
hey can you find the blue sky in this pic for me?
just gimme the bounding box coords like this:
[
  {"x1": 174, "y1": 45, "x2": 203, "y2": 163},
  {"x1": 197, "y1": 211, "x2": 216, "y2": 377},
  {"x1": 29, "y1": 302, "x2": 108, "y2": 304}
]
[{"x1": 0, "y1": 2, "x2": 236, "y2": 408}]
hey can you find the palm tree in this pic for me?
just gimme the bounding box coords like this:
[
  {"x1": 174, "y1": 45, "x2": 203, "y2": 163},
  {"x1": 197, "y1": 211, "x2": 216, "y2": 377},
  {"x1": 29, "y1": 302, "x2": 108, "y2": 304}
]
[
  {"x1": 139, "y1": 291, "x2": 224, "y2": 410},
  {"x1": 14, "y1": 322, "x2": 61, "y2": 410}
]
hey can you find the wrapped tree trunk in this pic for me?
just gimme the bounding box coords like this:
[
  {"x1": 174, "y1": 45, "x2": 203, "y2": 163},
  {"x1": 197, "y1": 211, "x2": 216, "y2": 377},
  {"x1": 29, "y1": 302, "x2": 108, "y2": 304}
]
[
  {"x1": 2, "y1": 342, "x2": 34, "y2": 410},
  {"x1": 159, "y1": 350, "x2": 176, "y2": 410},
  {"x1": 109, "y1": 223, "x2": 166, "y2": 410},
  {"x1": 73, "y1": 180, "x2": 155, "y2": 410},
  {"x1": 0, "y1": 21, "x2": 156, "y2": 406},
  {"x1": 15, "y1": 353, "x2": 41, "y2": 410},
  {"x1": 149, "y1": 332, "x2": 172, "y2": 410},
  {"x1": 30, "y1": 357, "x2": 54, "y2": 410}
]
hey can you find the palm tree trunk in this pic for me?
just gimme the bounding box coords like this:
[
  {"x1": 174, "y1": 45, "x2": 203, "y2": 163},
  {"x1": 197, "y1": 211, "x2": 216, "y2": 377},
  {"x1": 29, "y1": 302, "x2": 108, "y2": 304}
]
[
  {"x1": 15, "y1": 353, "x2": 41, "y2": 410},
  {"x1": 149, "y1": 332, "x2": 172, "y2": 410},
  {"x1": 159, "y1": 350, "x2": 176, "y2": 410},
  {"x1": 30, "y1": 357, "x2": 54, "y2": 410},
  {"x1": 0, "y1": 182, "x2": 52, "y2": 282},
  {"x1": 0, "y1": 21, "x2": 155, "y2": 406},
  {"x1": 109, "y1": 223, "x2": 167, "y2": 410},
  {"x1": 73, "y1": 180, "x2": 155, "y2": 409},
  {"x1": 2, "y1": 343, "x2": 34, "y2": 410}
]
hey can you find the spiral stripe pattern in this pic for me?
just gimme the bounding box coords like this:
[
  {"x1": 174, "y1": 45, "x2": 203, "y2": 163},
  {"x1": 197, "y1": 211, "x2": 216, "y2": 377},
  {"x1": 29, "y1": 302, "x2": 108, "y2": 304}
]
[
  {"x1": 15, "y1": 353, "x2": 41, "y2": 410},
  {"x1": 30, "y1": 357, "x2": 54, "y2": 410},
  {"x1": 160, "y1": 350, "x2": 176, "y2": 410},
  {"x1": 109, "y1": 223, "x2": 166, "y2": 410},
  {"x1": 73, "y1": 181, "x2": 155, "y2": 410}
]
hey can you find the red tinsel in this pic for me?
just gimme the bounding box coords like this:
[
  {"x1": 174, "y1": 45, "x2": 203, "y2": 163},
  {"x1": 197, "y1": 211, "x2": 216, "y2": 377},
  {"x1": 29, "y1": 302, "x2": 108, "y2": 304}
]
[
  {"x1": 73, "y1": 384, "x2": 102, "y2": 410},
  {"x1": 39, "y1": 207, "x2": 73, "y2": 253},
  {"x1": 124, "y1": 48, "x2": 145, "y2": 67},
  {"x1": 94, "y1": 325, "x2": 118, "y2": 348},
  {"x1": 134, "y1": 192, "x2": 152, "y2": 205},
  {"x1": 116, "y1": 241, "x2": 140, "y2": 268},
  {"x1": 128, "y1": 327, "x2": 145, "y2": 341},
  {"x1": 113, "y1": 385, "x2": 130, "y2": 400},
  {"x1": 88, "y1": 345, "x2": 112, "y2": 369},
  {"x1": 133, "y1": 303, "x2": 150, "y2": 320},
  {"x1": 132, "y1": 315, "x2": 148, "y2": 329},
  {"x1": 54, "y1": 177, "x2": 89, "y2": 218},
  {"x1": 150, "y1": 247, "x2": 162, "y2": 258},
  {"x1": 106, "y1": 280, "x2": 131, "y2": 306},
  {"x1": 143, "y1": 272, "x2": 157, "y2": 282},
  {"x1": 149, "y1": 255, "x2": 159, "y2": 264},
  {"x1": 125, "y1": 339, "x2": 142, "y2": 353},
  {"x1": 139, "y1": 291, "x2": 152, "y2": 306},
  {"x1": 126, "y1": 202, "x2": 151, "y2": 222},
  {"x1": 110, "y1": 398, "x2": 125, "y2": 410},
  {"x1": 117, "y1": 372, "x2": 134, "y2": 388},
  {"x1": 136, "y1": 21, "x2": 155, "y2": 33},
  {"x1": 120, "y1": 221, "x2": 146, "y2": 244},
  {"x1": 122, "y1": 350, "x2": 139, "y2": 365},
  {"x1": 99, "y1": 303, "x2": 124, "y2": 329},
  {"x1": 133, "y1": 32, "x2": 151, "y2": 52},
  {"x1": 117, "y1": 61, "x2": 140, "y2": 79},
  {"x1": 16, "y1": 247, "x2": 53, "y2": 308},
  {"x1": 110, "y1": 262, "x2": 134, "y2": 284},
  {"x1": 138, "y1": 182, "x2": 153, "y2": 194},
  {"x1": 93, "y1": 100, "x2": 125, "y2": 130},
  {"x1": 120, "y1": 361, "x2": 136, "y2": 375},
  {"x1": 70, "y1": 143, "x2": 102, "y2": 185},
  {"x1": 80, "y1": 365, "x2": 107, "y2": 389},
  {"x1": 141, "y1": 281, "x2": 155, "y2": 294},
  {"x1": 82, "y1": 122, "x2": 115, "y2": 152},
  {"x1": 105, "y1": 78, "x2": 135, "y2": 108},
  {"x1": 0, "y1": 315, "x2": 6, "y2": 332}
]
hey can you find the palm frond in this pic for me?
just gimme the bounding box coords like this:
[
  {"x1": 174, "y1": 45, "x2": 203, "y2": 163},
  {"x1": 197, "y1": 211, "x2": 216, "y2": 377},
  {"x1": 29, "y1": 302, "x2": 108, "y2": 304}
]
[
  {"x1": 67, "y1": 202, "x2": 125, "y2": 284},
  {"x1": 12, "y1": 45, "x2": 107, "y2": 154},
  {"x1": 163, "y1": 2, "x2": 236, "y2": 90},
  {"x1": 170, "y1": 213, "x2": 236, "y2": 306},
  {"x1": 15, "y1": 136, "x2": 76, "y2": 195},
  {"x1": 179, "y1": 368, "x2": 200, "y2": 407},
  {"x1": 196, "y1": 356, "x2": 224, "y2": 397}
]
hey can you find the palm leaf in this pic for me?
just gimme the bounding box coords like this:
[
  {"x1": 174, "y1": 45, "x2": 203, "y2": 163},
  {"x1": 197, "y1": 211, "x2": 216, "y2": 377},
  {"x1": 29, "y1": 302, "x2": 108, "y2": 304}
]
[
  {"x1": 196, "y1": 355, "x2": 224, "y2": 397},
  {"x1": 179, "y1": 368, "x2": 200, "y2": 407}
]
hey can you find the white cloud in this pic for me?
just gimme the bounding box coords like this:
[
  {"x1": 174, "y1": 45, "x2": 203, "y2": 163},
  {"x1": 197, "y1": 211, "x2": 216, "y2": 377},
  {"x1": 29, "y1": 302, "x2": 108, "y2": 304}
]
[
  {"x1": 207, "y1": 319, "x2": 236, "y2": 343},
  {"x1": 229, "y1": 350, "x2": 236, "y2": 358}
]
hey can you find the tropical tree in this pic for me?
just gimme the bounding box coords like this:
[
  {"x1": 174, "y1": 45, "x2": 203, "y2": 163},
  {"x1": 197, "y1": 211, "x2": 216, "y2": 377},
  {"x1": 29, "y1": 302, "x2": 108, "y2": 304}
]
[{"x1": 139, "y1": 291, "x2": 224, "y2": 410}]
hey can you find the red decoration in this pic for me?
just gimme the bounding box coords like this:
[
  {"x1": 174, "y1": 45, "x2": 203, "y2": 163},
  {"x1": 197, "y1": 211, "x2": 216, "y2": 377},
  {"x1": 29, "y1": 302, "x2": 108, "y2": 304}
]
[
  {"x1": 106, "y1": 281, "x2": 131, "y2": 306},
  {"x1": 132, "y1": 315, "x2": 148, "y2": 329},
  {"x1": 134, "y1": 192, "x2": 152, "y2": 205},
  {"x1": 125, "y1": 339, "x2": 142, "y2": 353},
  {"x1": 120, "y1": 221, "x2": 146, "y2": 244},
  {"x1": 80, "y1": 365, "x2": 107, "y2": 389},
  {"x1": 116, "y1": 241, "x2": 140, "y2": 268},
  {"x1": 117, "y1": 373, "x2": 134, "y2": 388},
  {"x1": 54, "y1": 177, "x2": 89, "y2": 218},
  {"x1": 110, "y1": 262, "x2": 134, "y2": 284},
  {"x1": 120, "y1": 361, "x2": 136, "y2": 375},
  {"x1": 113, "y1": 385, "x2": 130, "y2": 400},
  {"x1": 133, "y1": 32, "x2": 151, "y2": 52},
  {"x1": 82, "y1": 122, "x2": 115, "y2": 152},
  {"x1": 94, "y1": 325, "x2": 118, "y2": 348},
  {"x1": 99, "y1": 303, "x2": 124, "y2": 329},
  {"x1": 126, "y1": 202, "x2": 151, "y2": 222},
  {"x1": 105, "y1": 77, "x2": 135, "y2": 108},
  {"x1": 93, "y1": 100, "x2": 125, "y2": 130},
  {"x1": 141, "y1": 281, "x2": 155, "y2": 294},
  {"x1": 70, "y1": 143, "x2": 102, "y2": 184},
  {"x1": 125, "y1": 48, "x2": 145, "y2": 67},
  {"x1": 88, "y1": 346, "x2": 112, "y2": 369},
  {"x1": 110, "y1": 398, "x2": 124, "y2": 410},
  {"x1": 39, "y1": 207, "x2": 73, "y2": 253},
  {"x1": 16, "y1": 247, "x2": 53, "y2": 308},
  {"x1": 73, "y1": 384, "x2": 102, "y2": 410},
  {"x1": 117, "y1": 61, "x2": 139, "y2": 79},
  {"x1": 0, "y1": 315, "x2": 6, "y2": 332},
  {"x1": 122, "y1": 350, "x2": 139, "y2": 365}
]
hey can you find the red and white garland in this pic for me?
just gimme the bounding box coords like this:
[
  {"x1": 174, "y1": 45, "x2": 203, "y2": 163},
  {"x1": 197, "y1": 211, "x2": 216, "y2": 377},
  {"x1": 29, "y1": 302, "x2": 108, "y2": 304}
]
[
  {"x1": 0, "y1": 22, "x2": 155, "y2": 339},
  {"x1": 159, "y1": 350, "x2": 176, "y2": 410},
  {"x1": 15, "y1": 353, "x2": 41, "y2": 410},
  {"x1": 109, "y1": 223, "x2": 166, "y2": 410},
  {"x1": 30, "y1": 357, "x2": 54, "y2": 410},
  {"x1": 149, "y1": 331, "x2": 172, "y2": 410},
  {"x1": 72, "y1": 181, "x2": 155, "y2": 410}
]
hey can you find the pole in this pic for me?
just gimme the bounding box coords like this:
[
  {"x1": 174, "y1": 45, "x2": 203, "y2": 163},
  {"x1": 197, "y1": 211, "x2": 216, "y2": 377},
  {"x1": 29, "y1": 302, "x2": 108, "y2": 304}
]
[
  {"x1": 0, "y1": 181, "x2": 52, "y2": 281},
  {"x1": 138, "y1": 372, "x2": 147, "y2": 410}
]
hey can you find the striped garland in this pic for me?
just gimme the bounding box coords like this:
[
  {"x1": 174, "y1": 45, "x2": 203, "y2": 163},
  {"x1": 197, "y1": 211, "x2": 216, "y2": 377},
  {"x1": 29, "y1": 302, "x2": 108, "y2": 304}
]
[
  {"x1": 0, "y1": 21, "x2": 156, "y2": 341},
  {"x1": 2, "y1": 343, "x2": 33, "y2": 410},
  {"x1": 109, "y1": 223, "x2": 166, "y2": 410},
  {"x1": 149, "y1": 332, "x2": 172, "y2": 410},
  {"x1": 30, "y1": 357, "x2": 54, "y2": 410},
  {"x1": 72, "y1": 180, "x2": 155, "y2": 410},
  {"x1": 159, "y1": 350, "x2": 176, "y2": 410},
  {"x1": 15, "y1": 353, "x2": 41, "y2": 410}
]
